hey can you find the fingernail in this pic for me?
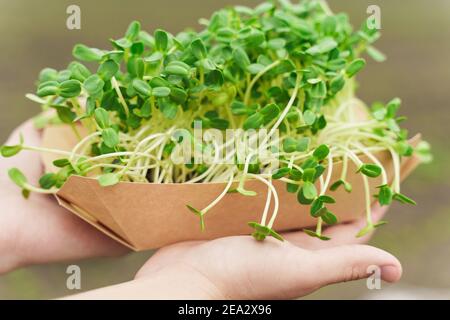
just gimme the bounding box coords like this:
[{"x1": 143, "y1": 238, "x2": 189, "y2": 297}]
[{"x1": 380, "y1": 265, "x2": 402, "y2": 282}]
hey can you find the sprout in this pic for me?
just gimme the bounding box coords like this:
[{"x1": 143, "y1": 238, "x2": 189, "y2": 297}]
[{"x1": 1, "y1": 0, "x2": 429, "y2": 242}]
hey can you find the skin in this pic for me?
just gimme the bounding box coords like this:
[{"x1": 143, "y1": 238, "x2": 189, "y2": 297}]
[
  {"x1": 0, "y1": 120, "x2": 128, "y2": 274},
  {"x1": 1, "y1": 120, "x2": 402, "y2": 299}
]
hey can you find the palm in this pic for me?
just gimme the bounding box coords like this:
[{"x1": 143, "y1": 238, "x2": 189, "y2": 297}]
[{"x1": 135, "y1": 206, "x2": 400, "y2": 300}]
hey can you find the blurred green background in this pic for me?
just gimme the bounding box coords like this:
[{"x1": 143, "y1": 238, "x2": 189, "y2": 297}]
[{"x1": 0, "y1": 0, "x2": 449, "y2": 299}]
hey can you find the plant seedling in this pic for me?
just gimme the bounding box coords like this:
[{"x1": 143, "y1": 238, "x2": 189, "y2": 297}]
[{"x1": 1, "y1": 0, "x2": 429, "y2": 243}]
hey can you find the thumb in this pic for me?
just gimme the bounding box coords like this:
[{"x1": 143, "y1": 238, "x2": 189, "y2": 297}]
[{"x1": 303, "y1": 244, "x2": 402, "y2": 292}]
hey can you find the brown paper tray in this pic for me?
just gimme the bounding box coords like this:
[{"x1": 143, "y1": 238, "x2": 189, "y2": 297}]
[{"x1": 41, "y1": 125, "x2": 421, "y2": 251}]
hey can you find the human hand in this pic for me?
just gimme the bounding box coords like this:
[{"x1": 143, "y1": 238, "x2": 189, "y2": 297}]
[
  {"x1": 133, "y1": 206, "x2": 400, "y2": 299},
  {"x1": 68, "y1": 205, "x2": 401, "y2": 300},
  {"x1": 0, "y1": 120, "x2": 128, "y2": 274}
]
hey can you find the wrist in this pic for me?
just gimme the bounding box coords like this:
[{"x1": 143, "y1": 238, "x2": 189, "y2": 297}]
[
  {"x1": 134, "y1": 265, "x2": 226, "y2": 300},
  {"x1": 64, "y1": 266, "x2": 225, "y2": 300},
  {"x1": 0, "y1": 224, "x2": 26, "y2": 274},
  {"x1": 0, "y1": 192, "x2": 28, "y2": 274}
]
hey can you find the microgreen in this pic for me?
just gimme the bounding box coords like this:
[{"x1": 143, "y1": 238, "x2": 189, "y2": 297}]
[
  {"x1": 3, "y1": 0, "x2": 428, "y2": 243},
  {"x1": 357, "y1": 164, "x2": 382, "y2": 178},
  {"x1": 248, "y1": 222, "x2": 284, "y2": 242},
  {"x1": 1, "y1": 144, "x2": 23, "y2": 158}
]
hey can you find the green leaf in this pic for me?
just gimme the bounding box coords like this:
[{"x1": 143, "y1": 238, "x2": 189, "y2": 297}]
[
  {"x1": 286, "y1": 183, "x2": 299, "y2": 193},
  {"x1": 247, "y1": 63, "x2": 265, "y2": 75},
  {"x1": 243, "y1": 112, "x2": 264, "y2": 130},
  {"x1": 303, "y1": 229, "x2": 331, "y2": 241},
  {"x1": 113, "y1": 38, "x2": 132, "y2": 49},
  {"x1": 289, "y1": 169, "x2": 303, "y2": 181},
  {"x1": 98, "y1": 59, "x2": 119, "y2": 81},
  {"x1": 165, "y1": 65, "x2": 189, "y2": 77},
  {"x1": 270, "y1": 59, "x2": 295, "y2": 76},
  {"x1": 356, "y1": 224, "x2": 374, "y2": 238},
  {"x1": 306, "y1": 38, "x2": 337, "y2": 55},
  {"x1": 186, "y1": 204, "x2": 202, "y2": 216},
  {"x1": 231, "y1": 101, "x2": 249, "y2": 116},
  {"x1": 330, "y1": 179, "x2": 352, "y2": 193},
  {"x1": 416, "y1": 141, "x2": 433, "y2": 164},
  {"x1": 329, "y1": 75, "x2": 345, "y2": 95},
  {"x1": 233, "y1": 47, "x2": 251, "y2": 70},
  {"x1": 39, "y1": 68, "x2": 58, "y2": 83},
  {"x1": 313, "y1": 144, "x2": 330, "y2": 160},
  {"x1": 73, "y1": 44, "x2": 103, "y2": 62},
  {"x1": 125, "y1": 21, "x2": 141, "y2": 40},
  {"x1": 159, "y1": 99, "x2": 178, "y2": 120},
  {"x1": 69, "y1": 62, "x2": 91, "y2": 82},
  {"x1": 377, "y1": 184, "x2": 393, "y2": 206},
  {"x1": 37, "y1": 81, "x2": 59, "y2": 97},
  {"x1": 303, "y1": 110, "x2": 316, "y2": 126},
  {"x1": 83, "y1": 75, "x2": 105, "y2": 96},
  {"x1": 154, "y1": 29, "x2": 169, "y2": 52},
  {"x1": 52, "y1": 105, "x2": 76, "y2": 124},
  {"x1": 205, "y1": 70, "x2": 224, "y2": 88},
  {"x1": 0, "y1": 145, "x2": 22, "y2": 158},
  {"x1": 272, "y1": 167, "x2": 291, "y2": 180},
  {"x1": 297, "y1": 187, "x2": 313, "y2": 205},
  {"x1": 393, "y1": 193, "x2": 417, "y2": 205},
  {"x1": 94, "y1": 108, "x2": 110, "y2": 129},
  {"x1": 322, "y1": 210, "x2": 338, "y2": 225},
  {"x1": 318, "y1": 195, "x2": 336, "y2": 204},
  {"x1": 296, "y1": 137, "x2": 310, "y2": 152},
  {"x1": 187, "y1": 204, "x2": 206, "y2": 230},
  {"x1": 152, "y1": 86, "x2": 171, "y2": 97},
  {"x1": 386, "y1": 98, "x2": 401, "y2": 118},
  {"x1": 310, "y1": 81, "x2": 327, "y2": 99},
  {"x1": 302, "y1": 168, "x2": 316, "y2": 182},
  {"x1": 268, "y1": 38, "x2": 286, "y2": 50},
  {"x1": 53, "y1": 158, "x2": 71, "y2": 168},
  {"x1": 191, "y1": 38, "x2": 207, "y2": 60},
  {"x1": 170, "y1": 87, "x2": 188, "y2": 104},
  {"x1": 8, "y1": 168, "x2": 27, "y2": 188},
  {"x1": 130, "y1": 41, "x2": 145, "y2": 55},
  {"x1": 248, "y1": 222, "x2": 284, "y2": 242},
  {"x1": 98, "y1": 173, "x2": 120, "y2": 187},
  {"x1": 346, "y1": 58, "x2": 366, "y2": 78},
  {"x1": 59, "y1": 80, "x2": 81, "y2": 98},
  {"x1": 310, "y1": 199, "x2": 324, "y2": 217},
  {"x1": 132, "y1": 79, "x2": 152, "y2": 97},
  {"x1": 239, "y1": 28, "x2": 265, "y2": 47},
  {"x1": 127, "y1": 56, "x2": 145, "y2": 78},
  {"x1": 260, "y1": 103, "x2": 280, "y2": 124},
  {"x1": 283, "y1": 137, "x2": 297, "y2": 153},
  {"x1": 102, "y1": 128, "x2": 119, "y2": 148},
  {"x1": 302, "y1": 181, "x2": 317, "y2": 200},
  {"x1": 367, "y1": 46, "x2": 386, "y2": 62},
  {"x1": 39, "y1": 173, "x2": 57, "y2": 190},
  {"x1": 358, "y1": 164, "x2": 382, "y2": 178}
]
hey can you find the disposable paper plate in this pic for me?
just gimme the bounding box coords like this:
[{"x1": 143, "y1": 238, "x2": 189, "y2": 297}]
[{"x1": 41, "y1": 125, "x2": 421, "y2": 251}]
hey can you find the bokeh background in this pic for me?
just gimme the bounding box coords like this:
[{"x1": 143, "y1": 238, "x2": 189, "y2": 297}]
[{"x1": 0, "y1": 0, "x2": 449, "y2": 299}]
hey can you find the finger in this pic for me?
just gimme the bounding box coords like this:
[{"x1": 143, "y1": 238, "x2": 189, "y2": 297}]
[
  {"x1": 254, "y1": 243, "x2": 402, "y2": 299},
  {"x1": 305, "y1": 244, "x2": 402, "y2": 290},
  {"x1": 283, "y1": 205, "x2": 389, "y2": 250}
]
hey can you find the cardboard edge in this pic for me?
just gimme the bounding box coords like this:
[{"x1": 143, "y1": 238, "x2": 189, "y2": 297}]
[{"x1": 55, "y1": 195, "x2": 138, "y2": 251}]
